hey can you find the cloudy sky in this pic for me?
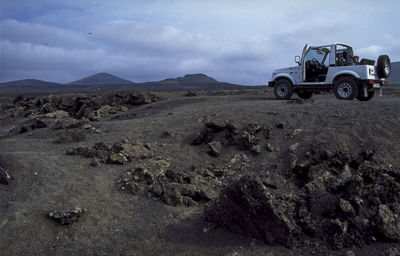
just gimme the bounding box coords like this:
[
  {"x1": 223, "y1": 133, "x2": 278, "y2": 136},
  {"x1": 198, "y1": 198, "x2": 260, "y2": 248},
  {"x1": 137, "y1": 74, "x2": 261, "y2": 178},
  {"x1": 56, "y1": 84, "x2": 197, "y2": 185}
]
[{"x1": 1, "y1": 0, "x2": 399, "y2": 85}]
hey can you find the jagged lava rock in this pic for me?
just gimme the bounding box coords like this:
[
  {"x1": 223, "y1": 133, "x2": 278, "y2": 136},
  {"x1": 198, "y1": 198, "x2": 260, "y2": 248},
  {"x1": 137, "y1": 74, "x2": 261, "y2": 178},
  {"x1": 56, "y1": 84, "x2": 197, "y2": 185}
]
[
  {"x1": 48, "y1": 207, "x2": 86, "y2": 225},
  {"x1": 205, "y1": 174, "x2": 299, "y2": 248}
]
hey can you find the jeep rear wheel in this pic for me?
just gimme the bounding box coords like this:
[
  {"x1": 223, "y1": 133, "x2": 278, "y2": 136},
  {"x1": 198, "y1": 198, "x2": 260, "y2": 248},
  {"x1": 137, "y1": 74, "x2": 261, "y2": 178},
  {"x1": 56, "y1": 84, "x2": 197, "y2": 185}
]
[
  {"x1": 274, "y1": 79, "x2": 293, "y2": 100},
  {"x1": 297, "y1": 91, "x2": 313, "y2": 99},
  {"x1": 356, "y1": 90, "x2": 375, "y2": 101},
  {"x1": 334, "y1": 78, "x2": 358, "y2": 100}
]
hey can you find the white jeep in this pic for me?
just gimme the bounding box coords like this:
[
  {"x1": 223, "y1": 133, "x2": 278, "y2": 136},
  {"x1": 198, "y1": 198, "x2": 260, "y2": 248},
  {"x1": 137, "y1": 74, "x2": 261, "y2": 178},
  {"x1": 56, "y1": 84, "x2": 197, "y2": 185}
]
[{"x1": 268, "y1": 43, "x2": 391, "y2": 100}]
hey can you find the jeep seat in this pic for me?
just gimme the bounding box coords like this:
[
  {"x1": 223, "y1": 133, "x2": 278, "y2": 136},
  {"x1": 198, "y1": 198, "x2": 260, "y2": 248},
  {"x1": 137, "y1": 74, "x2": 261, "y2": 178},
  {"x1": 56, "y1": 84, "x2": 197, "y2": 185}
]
[{"x1": 360, "y1": 59, "x2": 375, "y2": 65}]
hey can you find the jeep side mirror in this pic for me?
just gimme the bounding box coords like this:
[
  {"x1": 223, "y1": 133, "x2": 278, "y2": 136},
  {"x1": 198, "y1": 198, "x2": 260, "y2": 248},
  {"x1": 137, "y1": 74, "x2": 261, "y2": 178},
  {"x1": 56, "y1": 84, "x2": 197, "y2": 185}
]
[{"x1": 295, "y1": 56, "x2": 300, "y2": 64}]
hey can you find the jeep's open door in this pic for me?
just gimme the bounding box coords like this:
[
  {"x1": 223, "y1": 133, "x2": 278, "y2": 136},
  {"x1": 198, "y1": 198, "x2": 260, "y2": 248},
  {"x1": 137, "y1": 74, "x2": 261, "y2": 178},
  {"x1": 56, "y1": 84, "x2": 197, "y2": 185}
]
[{"x1": 301, "y1": 44, "x2": 307, "y2": 82}]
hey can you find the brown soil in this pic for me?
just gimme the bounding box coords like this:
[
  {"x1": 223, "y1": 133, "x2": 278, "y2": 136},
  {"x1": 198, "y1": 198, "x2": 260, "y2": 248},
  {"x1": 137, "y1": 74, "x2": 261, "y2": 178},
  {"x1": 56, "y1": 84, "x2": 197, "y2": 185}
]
[{"x1": 0, "y1": 88, "x2": 400, "y2": 256}]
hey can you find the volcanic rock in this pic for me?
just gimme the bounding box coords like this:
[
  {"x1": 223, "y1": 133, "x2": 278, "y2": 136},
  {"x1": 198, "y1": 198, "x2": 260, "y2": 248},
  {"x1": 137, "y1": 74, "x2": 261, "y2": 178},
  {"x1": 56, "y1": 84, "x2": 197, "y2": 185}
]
[
  {"x1": 109, "y1": 153, "x2": 128, "y2": 165},
  {"x1": 275, "y1": 122, "x2": 285, "y2": 129},
  {"x1": 55, "y1": 129, "x2": 86, "y2": 143},
  {"x1": 207, "y1": 141, "x2": 221, "y2": 157},
  {"x1": 116, "y1": 158, "x2": 218, "y2": 207},
  {"x1": 385, "y1": 248, "x2": 400, "y2": 256},
  {"x1": 376, "y1": 204, "x2": 400, "y2": 240},
  {"x1": 18, "y1": 118, "x2": 48, "y2": 133},
  {"x1": 191, "y1": 127, "x2": 215, "y2": 145},
  {"x1": 67, "y1": 141, "x2": 154, "y2": 164},
  {"x1": 7, "y1": 90, "x2": 159, "y2": 121},
  {"x1": 339, "y1": 199, "x2": 356, "y2": 217},
  {"x1": 90, "y1": 158, "x2": 100, "y2": 167},
  {"x1": 205, "y1": 174, "x2": 299, "y2": 248},
  {"x1": 251, "y1": 144, "x2": 261, "y2": 155},
  {"x1": 13, "y1": 95, "x2": 24, "y2": 104},
  {"x1": 48, "y1": 207, "x2": 86, "y2": 225},
  {"x1": 0, "y1": 166, "x2": 11, "y2": 185},
  {"x1": 265, "y1": 143, "x2": 274, "y2": 152},
  {"x1": 185, "y1": 91, "x2": 197, "y2": 97},
  {"x1": 45, "y1": 110, "x2": 70, "y2": 119},
  {"x1": 205, "y1": 121, "x2": 227, "y2": 132}
]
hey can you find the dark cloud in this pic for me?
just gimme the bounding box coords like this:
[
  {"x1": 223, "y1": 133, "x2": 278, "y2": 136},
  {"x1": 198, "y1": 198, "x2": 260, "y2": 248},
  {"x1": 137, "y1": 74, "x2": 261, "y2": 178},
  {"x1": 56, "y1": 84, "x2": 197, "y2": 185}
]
[{"x1": 0, "y1": 1, "x2": 399, "y2": 85}]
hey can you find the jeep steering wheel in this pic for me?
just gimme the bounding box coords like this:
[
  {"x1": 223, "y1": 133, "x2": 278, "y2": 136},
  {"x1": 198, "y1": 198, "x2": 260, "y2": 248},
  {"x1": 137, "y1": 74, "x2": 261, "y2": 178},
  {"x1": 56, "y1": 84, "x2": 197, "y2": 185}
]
[{"x1": 312, "y1": 58, "x2": 320, "y2": 65}]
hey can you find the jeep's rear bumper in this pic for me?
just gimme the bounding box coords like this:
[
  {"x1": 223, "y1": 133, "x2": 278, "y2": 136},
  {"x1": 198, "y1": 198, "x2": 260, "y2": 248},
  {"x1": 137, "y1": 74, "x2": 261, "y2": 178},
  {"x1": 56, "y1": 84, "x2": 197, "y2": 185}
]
[{"x1": 358, "y1": 79, "x2": 388, "y2": 89}]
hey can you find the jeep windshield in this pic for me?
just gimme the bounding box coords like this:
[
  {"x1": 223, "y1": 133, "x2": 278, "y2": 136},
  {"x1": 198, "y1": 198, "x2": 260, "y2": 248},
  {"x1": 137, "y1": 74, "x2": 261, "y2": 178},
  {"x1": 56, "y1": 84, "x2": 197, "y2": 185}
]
[{"x1": 304, "y1": 47, "x2": 330, "y2": 66}]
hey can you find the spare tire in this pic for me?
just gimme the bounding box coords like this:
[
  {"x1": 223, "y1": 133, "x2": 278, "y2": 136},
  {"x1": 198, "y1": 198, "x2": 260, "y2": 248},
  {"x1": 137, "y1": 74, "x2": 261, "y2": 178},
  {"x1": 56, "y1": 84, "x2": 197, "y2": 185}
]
[{"x1": 376, "y1": 55, "x2": 391, "y2": 78}]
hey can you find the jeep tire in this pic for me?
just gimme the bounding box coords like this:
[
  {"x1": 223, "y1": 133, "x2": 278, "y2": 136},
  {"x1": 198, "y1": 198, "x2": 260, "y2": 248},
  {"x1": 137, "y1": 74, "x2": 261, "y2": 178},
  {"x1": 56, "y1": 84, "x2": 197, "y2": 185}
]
[
  {"x1": 297, "y1": 91, "x2": 313, "y2": 99},
  {"x1": 356, "y1": 90, "x2": 375, "y2": 101},
  {"x1": 376, "y1": 55, "x2": 391, "y2": 78},
  {"x1": 334, "y1": 77, "x2": 358, "y2": 100},
  {"x1": 274, "y1": 79, "x2": 293, "y2": 100}
]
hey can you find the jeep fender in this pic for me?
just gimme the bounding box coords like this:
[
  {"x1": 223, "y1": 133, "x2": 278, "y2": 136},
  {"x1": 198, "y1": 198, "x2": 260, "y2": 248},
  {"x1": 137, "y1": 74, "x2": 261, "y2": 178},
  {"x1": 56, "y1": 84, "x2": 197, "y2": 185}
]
[
  {"x1": 273, "y1": 74, "x2": 295, "y2": 85},
  {"x1": 332, "y1": 71, "x2": 360, "y2": 83}
]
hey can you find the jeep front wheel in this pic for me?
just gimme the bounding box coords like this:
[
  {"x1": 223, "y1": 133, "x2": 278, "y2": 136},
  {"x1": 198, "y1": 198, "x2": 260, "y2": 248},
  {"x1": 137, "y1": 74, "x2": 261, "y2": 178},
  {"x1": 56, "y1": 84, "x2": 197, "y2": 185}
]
[
  {"x1": 274, "y1": 79, "x2": 293, "y2": 100},
  {"x1": 334, "y1": 78, "x2": 358, "y2": 100}
]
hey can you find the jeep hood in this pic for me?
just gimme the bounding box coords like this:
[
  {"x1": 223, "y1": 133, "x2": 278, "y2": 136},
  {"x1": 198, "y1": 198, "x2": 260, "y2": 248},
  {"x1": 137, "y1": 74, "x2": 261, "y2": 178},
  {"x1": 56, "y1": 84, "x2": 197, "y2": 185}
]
[{"x1": 272, "y1": 66, "x2": 299, "y2": 74}]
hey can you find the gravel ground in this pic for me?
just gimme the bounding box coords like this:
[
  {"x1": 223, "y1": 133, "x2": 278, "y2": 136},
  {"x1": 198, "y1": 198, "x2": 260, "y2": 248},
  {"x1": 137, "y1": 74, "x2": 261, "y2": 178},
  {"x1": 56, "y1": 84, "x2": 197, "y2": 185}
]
[{"x1": 0, "y1": 88, "x2": 399, "y2": 256}]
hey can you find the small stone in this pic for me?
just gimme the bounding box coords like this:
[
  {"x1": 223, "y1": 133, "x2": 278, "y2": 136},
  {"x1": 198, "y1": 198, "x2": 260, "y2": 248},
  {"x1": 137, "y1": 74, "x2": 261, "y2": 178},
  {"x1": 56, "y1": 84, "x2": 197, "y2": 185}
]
[
  {"x1": 385, "y1": 248, "x2": 400, "y2": 256},
  {"x1": 0, "y1": 167, "x2": 11, "y2": 185},
  {"x1": 263, "y1": 126, "x2": 272, "y2": 139},
  {"x1": 339, "y1": 199, "x2": 356, "y2": 217},
  {"x1": 90, "y1": 158, "x2": 100, "y2": 167},
  {"x1": 320, "y1": 150, "x2": 333, "y2": 160},
  {"x1": 265, "y1": 143, "x2": 274, "y2": 152},
  {"x1": 289, "y1": 143, "x2": 300, "y2": 153},
  {"x1": 275, "y1": 122, "x2": 285, "y2": 129},
  {"x1": 230, "y1": 154, "x2": 240, "y2": 164},
  {"x1": 161, "y1": 183, "x2": 183, "y2": 206},
  {"x1": 361, "y1": 149, "x2": 374, "y2": 161},
  {"x1": 109, "y1": 153, "x2": 128, "y2": 165},
  {"x1": 251, "y1": 145, "x2": 261, "y2": 155},
  {"x1": 293, "y1": 129, "x2": 303, "y2": 136},
  {"x1": 207, "y1": 141, "x2": 221, "y2": 157},
  {"x1": 30, "y1": 119, "x2": 47, "y2": 130},
  {"x1": 160, "y1": 131, "x2": 172, "y2": 138},
  {"x1": 376, "y1": 204, "x2": 400, "y2": 240},
  {"x1": 121, "y1": 143, "x2": 153, "y2": 160},
  {"x1": 236, "y1": 131, "x2": 257, "y2": 150},
  {"x1": 344, "y1": 250, "x2": 355, "y2": 256},
  {"x1": 205, "y1": 121, "x2": 226, "y2": 132},
  {"x1": 185, "y1": 91, "x2": 197, "y2": 97},
  {"x1": 48, "y1": 207, "x2": 86, "y2": 225},
  {"x1": 45, "y1": 110, "x2": 70, "y2": 119}
]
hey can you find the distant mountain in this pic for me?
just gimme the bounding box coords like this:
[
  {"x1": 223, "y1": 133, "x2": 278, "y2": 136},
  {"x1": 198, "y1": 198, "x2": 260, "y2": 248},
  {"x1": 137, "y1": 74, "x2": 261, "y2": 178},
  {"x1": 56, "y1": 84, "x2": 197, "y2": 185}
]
[
  {"x1": 68, "y1": 73, "x2": 133, "y2": 85},
  {"x1": 160, "y1": 74, "x2": 218, "y2": 85},
  {"x1": 0, "y1": 73, "x2": 263, "y2": 94},
  {"x1": 0, "y1": 79, "x2": 66, "y2": 94},
  {"x1": 389, "y1": 62, "x2": 400, "y2": 85},
  {"x1": 0, "y1": 79, "x2": 62, "y2": 87}
]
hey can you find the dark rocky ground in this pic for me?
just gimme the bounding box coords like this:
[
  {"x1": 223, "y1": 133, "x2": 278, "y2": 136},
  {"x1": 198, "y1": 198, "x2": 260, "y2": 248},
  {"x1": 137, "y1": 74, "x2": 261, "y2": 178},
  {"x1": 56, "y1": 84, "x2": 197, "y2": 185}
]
[{"x1": 0, "y1": 88, "x2": 400, "y2": 256}]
